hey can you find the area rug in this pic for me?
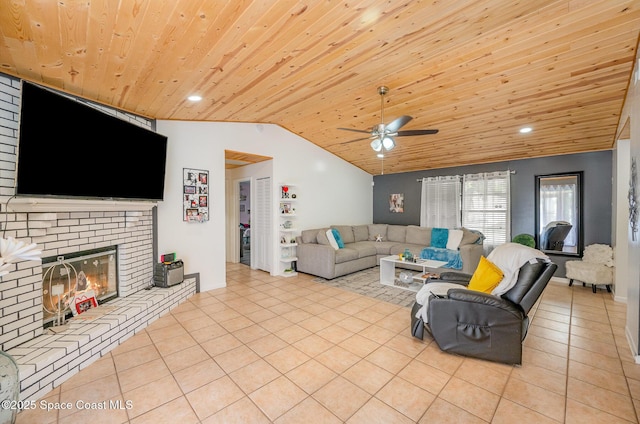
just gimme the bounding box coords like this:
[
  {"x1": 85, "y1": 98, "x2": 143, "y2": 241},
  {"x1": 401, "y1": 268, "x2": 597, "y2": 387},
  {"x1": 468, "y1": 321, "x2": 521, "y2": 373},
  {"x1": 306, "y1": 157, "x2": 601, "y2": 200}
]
[{"x1": 311, "y1": 267, "x2": 417, "y2": 308}]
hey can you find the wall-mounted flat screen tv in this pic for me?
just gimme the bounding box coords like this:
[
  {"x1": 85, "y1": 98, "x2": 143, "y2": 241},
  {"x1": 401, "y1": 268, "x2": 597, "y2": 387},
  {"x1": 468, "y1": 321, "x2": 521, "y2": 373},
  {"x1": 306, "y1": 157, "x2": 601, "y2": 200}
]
[{"x1": 16, "y1": 81, "x2": 168, "y2": 201}]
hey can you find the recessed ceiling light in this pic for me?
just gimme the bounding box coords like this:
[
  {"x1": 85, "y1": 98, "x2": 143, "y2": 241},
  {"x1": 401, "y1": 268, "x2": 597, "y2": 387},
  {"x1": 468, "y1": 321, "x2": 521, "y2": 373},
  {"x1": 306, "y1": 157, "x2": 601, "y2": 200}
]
[
  {"x1": 187, "y1": 95, "x2": 202, "y2": 102},
  {"x1": 519, "y1": 127, "x2": 532, "y2": 133}
]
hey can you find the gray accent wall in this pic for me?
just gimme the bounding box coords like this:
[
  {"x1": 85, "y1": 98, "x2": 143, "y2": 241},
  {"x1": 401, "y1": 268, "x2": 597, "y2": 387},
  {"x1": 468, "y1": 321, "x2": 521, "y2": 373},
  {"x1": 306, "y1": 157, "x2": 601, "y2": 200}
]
[{"x1": 372, "y1": 151, "x2": 613, "y2": 276}]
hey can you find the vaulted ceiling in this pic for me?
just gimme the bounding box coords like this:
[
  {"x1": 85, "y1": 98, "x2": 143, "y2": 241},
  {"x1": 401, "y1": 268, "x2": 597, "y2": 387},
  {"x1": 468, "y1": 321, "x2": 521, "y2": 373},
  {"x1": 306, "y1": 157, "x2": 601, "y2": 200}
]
[{"x1": 1, "y1": 0, "x2": 639, "y2": 175}]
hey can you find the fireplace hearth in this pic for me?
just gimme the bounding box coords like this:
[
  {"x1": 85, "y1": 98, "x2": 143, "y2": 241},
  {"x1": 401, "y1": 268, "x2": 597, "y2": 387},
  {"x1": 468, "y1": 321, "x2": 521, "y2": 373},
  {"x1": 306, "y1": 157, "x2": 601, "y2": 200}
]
[{"x1": 42, "y1": 247, "x2": 117, "y2": 327}]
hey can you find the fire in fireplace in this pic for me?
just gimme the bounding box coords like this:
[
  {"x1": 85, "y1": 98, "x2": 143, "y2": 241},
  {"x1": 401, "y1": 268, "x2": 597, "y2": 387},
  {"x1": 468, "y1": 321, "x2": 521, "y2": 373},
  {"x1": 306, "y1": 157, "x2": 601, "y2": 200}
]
[{"x1": 42, "y1": 247, "x2": 118, "y2": 327}]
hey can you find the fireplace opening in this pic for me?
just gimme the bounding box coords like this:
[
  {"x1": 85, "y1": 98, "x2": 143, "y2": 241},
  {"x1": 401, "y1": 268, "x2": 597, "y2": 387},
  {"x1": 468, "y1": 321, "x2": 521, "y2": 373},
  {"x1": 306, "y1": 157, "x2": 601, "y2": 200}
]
[{"x1": 42, "y1": 247, "x2": 118, "y2": 328}]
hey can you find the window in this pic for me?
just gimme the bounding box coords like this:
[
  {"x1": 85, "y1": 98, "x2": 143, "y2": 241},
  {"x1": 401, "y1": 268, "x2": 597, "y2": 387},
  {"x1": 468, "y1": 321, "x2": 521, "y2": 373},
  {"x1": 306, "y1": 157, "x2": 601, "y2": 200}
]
[
  {"x1": 419, "y1": 176, "x2": 461, "y2": 228},
  {"x1": 462, "y1": 171, "x2": 511, "y2": 249}
]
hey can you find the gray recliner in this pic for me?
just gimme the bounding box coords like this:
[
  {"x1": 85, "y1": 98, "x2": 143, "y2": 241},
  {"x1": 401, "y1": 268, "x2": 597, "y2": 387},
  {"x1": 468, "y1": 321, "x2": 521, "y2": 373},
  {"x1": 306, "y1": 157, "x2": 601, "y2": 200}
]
[{"x1": 411, "y1": 258, "x2": 557, "y2": 365}]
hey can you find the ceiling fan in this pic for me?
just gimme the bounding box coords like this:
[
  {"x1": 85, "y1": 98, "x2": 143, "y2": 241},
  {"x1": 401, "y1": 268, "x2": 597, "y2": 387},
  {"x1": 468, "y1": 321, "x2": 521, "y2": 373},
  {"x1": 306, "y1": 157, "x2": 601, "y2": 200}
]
[{"x1": 338, "y1": 86, "x2": 439, "y2": 152}]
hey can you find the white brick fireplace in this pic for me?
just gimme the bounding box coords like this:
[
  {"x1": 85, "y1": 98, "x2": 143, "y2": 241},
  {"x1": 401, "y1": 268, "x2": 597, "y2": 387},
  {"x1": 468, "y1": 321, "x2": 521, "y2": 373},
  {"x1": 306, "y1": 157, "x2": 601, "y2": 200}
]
[
  {"x1": 0, "y1": 209, "x2": 196, "y2": 401},
  {"x1": 0, "y1": 75, "x2": 196, "y2": 402}
]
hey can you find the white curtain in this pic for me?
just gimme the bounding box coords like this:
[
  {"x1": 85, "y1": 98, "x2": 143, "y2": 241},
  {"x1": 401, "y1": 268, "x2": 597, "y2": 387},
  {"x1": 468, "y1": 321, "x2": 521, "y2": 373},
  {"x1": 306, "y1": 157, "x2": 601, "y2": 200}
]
[
  {"x1": 462, "y1": 171, "x2": 511, "y2": 250},
  {"x1": 420, "y1": 176, "x2": 461, "y2": 228}
]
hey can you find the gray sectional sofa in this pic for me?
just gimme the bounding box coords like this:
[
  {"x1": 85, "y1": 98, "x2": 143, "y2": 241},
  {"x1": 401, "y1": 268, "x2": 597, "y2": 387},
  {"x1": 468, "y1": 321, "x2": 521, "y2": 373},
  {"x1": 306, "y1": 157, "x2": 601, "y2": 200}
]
[{"x1": 296, "y1": 224, "x2": 484, "y2": 280}]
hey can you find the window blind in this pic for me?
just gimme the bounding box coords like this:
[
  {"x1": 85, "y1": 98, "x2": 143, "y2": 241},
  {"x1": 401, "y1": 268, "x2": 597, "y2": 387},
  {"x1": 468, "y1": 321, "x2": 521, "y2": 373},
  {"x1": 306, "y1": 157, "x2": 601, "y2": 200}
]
[
  {"x1": 462, "y1": 171, "x2": 511, "y2": 249},
  {"x1": 420, "y1": 176, "x2": 461, "y2": 228}
]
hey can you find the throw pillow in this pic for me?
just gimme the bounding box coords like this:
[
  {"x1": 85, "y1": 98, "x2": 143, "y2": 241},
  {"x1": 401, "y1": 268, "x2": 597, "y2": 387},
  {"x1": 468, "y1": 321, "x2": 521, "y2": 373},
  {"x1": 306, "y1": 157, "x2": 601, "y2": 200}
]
[
  {"x1": 460, "y1": 227, "x2": 481, "y2": 245},
  {"x1": 325, "y1": 229, "x2": 339, "y2": 250},
  {"x1": 446, "y1": 229, "x2": 464, "y2": 250},
  {"x1": 431, "y1": 228, "x2": 449, "y2": 248},
  {"x1": 467, "y1": 256, "x2": 504, "y2": 293},
  {"x1": 331, "y1": 228, "x2": 345, "y2": 248}
]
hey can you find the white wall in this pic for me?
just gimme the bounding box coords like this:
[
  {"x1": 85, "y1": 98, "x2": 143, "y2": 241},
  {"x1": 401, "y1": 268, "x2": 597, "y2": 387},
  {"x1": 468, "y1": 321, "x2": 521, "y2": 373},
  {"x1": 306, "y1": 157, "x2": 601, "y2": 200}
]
[
  {"x1": 156, "y1": 121, "x2": 373, "y2": 292},
  {"x1": 618, "y1": 41, "x2": 640, "y2": 359},
  {"x1": 613, "y1": 139, "x2": 630, "y2": 303}
]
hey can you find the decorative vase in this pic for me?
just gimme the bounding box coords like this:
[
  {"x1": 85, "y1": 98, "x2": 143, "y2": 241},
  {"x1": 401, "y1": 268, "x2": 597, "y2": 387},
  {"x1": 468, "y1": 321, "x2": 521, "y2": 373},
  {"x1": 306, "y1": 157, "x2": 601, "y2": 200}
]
[{"x1": 0, "y1": 350, "x2": 19, "y2": 424}]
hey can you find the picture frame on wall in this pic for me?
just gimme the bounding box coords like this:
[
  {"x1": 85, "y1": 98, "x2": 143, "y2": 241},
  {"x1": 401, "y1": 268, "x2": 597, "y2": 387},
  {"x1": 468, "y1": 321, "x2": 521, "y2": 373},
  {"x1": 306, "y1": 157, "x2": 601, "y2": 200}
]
[
  {"x1": 183, "y1": 168, "x2": 209, "y2": 222},
  {"x1": 390, "y1": 193, "x2": 404, "y2": 213}
]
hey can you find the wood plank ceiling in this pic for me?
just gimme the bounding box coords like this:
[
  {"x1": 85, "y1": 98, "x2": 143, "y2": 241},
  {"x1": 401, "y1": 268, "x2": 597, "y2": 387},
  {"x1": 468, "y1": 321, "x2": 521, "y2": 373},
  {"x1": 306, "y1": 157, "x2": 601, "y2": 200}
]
[{"x1": 1, "y1": 0, "x2": 639, "y2": 175}]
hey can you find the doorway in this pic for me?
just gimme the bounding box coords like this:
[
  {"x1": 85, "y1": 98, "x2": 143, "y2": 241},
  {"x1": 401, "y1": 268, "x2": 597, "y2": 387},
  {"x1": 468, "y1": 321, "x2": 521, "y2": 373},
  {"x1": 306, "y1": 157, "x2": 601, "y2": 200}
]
[
  {"x1": 224, "y1": 149, "x2": 273, "y2": 272},
  {"x1": 239, "y1": 180, "x2": 251, "y2": 266}
]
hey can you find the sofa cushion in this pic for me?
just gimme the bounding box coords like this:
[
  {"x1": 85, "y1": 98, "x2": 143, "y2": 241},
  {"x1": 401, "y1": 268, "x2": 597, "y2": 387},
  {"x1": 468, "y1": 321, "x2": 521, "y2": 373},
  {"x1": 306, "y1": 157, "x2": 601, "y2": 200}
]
[
  {"x1": 301, "y1": 228, "x2": 321, "y2": 244},
  {"x1": 334, "y1": 248, "x2": 359, "y2": 264},
  {"x1": 353, "y1": 225, "x2": 369, "y2": 242},
  {"x1": 431, "y1": 228, "x2": 449, "y2": 248},
  {"x1": 349, "y1": 242, "x2": 377, "y2": 258},
  {"x1": 387, "y1": 225, "x2": 407, "y2": 242},
  {"x1": 373, "y1": 241, "x2": 396, "y2": 255},
  {"x1": 331, "y1": 225, "x2": 355, "y2": 244},
  {"x1": 390, "y1": 244, "x2": 423, "y2": 256},
  {"x1": 446, "y1": 229, "x2": 464, "y2": 250},
  {"x1": 406, "y1": 225, "x2": 431, "y2": 245},
  {"x1": 368, "y1": 224, "x2": 388, "y2": 241}
]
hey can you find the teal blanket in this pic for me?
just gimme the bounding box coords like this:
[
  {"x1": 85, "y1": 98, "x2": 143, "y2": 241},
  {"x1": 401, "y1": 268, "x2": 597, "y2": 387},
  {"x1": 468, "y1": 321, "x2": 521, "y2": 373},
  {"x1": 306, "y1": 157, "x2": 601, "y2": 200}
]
[{"x1": 420, "y1": 247, "x2": 463, "y2": 269}]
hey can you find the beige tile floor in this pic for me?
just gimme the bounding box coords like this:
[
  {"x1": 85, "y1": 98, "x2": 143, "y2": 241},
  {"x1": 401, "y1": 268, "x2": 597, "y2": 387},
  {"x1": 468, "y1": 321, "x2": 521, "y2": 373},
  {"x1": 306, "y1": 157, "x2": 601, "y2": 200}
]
[{"x1": 16, "y1": 263, "x2": 640, "y2": 423}]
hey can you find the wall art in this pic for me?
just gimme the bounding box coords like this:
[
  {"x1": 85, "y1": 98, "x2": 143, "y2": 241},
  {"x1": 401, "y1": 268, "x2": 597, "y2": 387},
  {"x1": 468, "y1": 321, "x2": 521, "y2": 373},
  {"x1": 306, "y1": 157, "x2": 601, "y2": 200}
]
[
  {"x1": 183, "y1": 168, "x2": 209, "y2": 222},
  {"x1": 390, "y1": 193, "x2": 404, "y2": 213},
  {"x1": 629, "y1": 157, "x2": 638, "y2": 241}
]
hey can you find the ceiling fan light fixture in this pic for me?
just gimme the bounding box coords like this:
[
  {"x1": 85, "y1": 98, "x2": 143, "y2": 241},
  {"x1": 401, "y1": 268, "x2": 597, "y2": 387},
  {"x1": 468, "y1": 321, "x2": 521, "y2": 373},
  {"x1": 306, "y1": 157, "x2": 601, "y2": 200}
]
[
  {"x1": 382, "y1": 136, "x2": 395, "y2": 150},
  {"x1": 371, "y1": 139, "x2": 383, "y2": 152}
]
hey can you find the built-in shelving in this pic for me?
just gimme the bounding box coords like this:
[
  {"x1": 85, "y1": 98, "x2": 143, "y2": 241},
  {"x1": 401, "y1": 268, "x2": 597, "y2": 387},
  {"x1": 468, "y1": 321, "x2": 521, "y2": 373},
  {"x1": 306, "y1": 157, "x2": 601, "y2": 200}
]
[{"x1": 278, "y1": 184, "x2": 299, "y2": 277}]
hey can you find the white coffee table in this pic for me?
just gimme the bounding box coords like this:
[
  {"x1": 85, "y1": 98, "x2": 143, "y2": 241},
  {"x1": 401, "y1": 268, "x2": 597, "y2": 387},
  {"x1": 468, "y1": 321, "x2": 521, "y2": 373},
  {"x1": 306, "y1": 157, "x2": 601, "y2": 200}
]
[{"x1": 379, "y1": 255, "x2": 448, "y2": 292}]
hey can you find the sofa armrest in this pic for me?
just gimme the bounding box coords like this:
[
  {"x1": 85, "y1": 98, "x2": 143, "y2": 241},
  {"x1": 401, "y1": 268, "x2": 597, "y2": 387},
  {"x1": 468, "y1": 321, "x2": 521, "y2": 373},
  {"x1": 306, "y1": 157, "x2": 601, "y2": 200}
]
[
  {"x1": 296, "y1": 242, "x2": 338, "y2": 279},
  {"x1": 445, "y1": 289, "x2": 522, "y2": 315},
  {"x1": 437, "y1": 271, "x2": 473, "y2": 284},
  {"x1": 459, "y1": 243, "x2": 483, "y2": 274}
]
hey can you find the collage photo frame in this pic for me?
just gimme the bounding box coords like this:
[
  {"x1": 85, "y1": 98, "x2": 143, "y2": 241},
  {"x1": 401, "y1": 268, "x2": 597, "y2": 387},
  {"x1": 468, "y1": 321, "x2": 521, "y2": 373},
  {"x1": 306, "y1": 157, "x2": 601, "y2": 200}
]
[{"x1": 183, "y1": 168, "x2": 209, "y2": 222}]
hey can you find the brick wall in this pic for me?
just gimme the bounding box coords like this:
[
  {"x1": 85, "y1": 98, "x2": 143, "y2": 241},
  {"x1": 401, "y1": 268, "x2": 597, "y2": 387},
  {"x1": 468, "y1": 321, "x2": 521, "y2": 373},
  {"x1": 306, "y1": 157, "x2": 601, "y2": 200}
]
[
  {"x1": 0, "y1": 73, "x2": 197, "y2": 402},
  {"x1": 0, "y1": 73, "x2": 168, "y2": 350}
]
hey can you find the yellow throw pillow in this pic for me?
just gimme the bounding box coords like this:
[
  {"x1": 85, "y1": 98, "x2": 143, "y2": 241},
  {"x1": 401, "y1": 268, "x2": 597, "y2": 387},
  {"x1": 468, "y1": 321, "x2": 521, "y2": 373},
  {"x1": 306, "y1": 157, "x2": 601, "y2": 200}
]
[{"x1": 467, "y1": 256, "x2": 504, "y2": 293}]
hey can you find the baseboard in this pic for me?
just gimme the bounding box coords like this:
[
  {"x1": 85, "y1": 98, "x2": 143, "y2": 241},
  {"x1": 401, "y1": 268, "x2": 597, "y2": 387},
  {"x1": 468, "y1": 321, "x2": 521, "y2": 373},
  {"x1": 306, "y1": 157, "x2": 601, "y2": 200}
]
[
  {"x1": 550, "y1": 276, "x2": 568, "y2": 285},
  {"x1": 625, "y1": 326, "x2": 640, "y2": 363}
]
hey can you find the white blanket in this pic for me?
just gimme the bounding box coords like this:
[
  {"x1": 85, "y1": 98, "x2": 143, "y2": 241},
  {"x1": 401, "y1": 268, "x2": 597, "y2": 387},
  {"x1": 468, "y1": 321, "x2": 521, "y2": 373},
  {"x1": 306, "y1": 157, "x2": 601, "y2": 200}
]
[
  {"x1": 413, "y1": 242, "x2": 549, "y2": 323},
  {"x1": 487, "y1": 243, "x2": 549, "y2": 296},
  {"x1": 414, "y1": 282, "x2": 466, "y2": 323}
]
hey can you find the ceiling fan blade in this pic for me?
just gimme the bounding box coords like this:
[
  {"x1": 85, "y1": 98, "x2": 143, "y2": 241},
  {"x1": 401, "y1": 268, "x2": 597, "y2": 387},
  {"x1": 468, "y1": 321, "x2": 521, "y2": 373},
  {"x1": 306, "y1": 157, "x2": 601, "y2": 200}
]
[
  {"x1": 396, "y1": 129, "x2": 439, "y2": 136},
  {"x1": 337, "y1": 127, "x2": 371, "y2": 134},
  {"x1": 340, "y1": 136, "x2": 373, "y2": 145},
  {"x1": 385, "y1": 115, "x2": 413, "y2": 133}
]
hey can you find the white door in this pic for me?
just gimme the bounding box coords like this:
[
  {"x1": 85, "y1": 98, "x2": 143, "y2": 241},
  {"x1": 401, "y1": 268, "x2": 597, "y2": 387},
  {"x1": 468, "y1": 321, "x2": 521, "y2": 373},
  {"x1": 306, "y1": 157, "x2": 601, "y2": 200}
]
[{"x1": 254, "y1": 177, "x2": 272, "y2": 272}]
